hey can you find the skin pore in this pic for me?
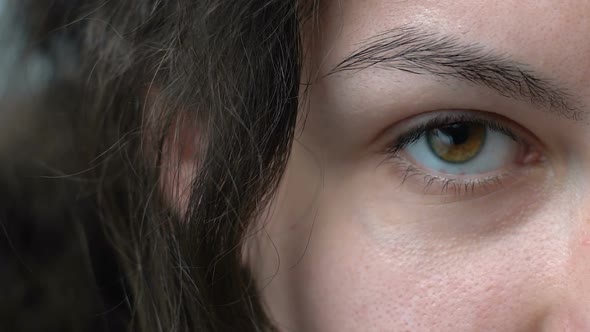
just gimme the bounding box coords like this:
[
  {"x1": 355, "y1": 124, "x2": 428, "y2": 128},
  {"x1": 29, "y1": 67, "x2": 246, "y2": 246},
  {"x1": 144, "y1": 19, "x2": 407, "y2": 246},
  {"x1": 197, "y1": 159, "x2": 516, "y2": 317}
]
[{"x1": 246, "y1": 0, "x2": 590, "y2": 331}]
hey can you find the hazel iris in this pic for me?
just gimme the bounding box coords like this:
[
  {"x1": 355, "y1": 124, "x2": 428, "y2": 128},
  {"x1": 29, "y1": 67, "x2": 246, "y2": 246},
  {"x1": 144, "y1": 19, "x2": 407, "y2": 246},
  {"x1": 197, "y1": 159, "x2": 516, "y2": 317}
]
[{"x1": 426, "y1": 122, "x2": 486, "y2": 163}]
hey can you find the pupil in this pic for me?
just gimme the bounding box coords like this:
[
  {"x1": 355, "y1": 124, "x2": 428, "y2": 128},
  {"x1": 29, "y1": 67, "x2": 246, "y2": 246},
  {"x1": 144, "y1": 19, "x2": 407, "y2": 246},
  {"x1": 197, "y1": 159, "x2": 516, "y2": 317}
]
[
  {"x1": 438, "y1": 123, "x2": 470, "y2": 145},
  {"x1": 426, "y1": 122, "x2": 486, "y2": 164}
]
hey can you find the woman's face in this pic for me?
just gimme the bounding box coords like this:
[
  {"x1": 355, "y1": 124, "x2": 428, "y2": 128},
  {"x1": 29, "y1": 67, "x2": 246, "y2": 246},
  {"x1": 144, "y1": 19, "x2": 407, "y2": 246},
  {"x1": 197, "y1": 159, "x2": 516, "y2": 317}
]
[{"x1": 250, "y1": 0, "x2": 590, "y2": 330}]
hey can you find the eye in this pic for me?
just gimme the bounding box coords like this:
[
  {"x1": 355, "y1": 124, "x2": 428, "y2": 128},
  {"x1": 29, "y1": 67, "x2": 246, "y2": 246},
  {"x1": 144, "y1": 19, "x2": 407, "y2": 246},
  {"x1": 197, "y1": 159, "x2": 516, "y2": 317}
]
[
  {"x1": 407, "y1": 121, "x2": 518, "y2": 175},
  {"x1": 426, "y1": 123, "x2": 486, "y2": 164},
  {"x1": 386, "y1": 111, "x2": 544, "y2": 196}
]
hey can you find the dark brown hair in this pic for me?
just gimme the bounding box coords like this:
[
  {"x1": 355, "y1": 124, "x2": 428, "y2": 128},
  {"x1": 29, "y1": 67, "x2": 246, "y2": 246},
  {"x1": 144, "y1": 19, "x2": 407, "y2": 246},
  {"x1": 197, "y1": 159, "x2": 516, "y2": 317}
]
[{"x1": 1, "y1": 1, "x2": 314, "y2": 331}]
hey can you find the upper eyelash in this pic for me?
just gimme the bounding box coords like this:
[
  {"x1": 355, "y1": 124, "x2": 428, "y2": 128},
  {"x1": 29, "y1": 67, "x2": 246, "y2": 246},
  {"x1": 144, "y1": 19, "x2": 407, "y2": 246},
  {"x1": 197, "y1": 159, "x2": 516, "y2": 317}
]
[{"x1": 386, "y1": 113, "x2": 519, "y2": 156}]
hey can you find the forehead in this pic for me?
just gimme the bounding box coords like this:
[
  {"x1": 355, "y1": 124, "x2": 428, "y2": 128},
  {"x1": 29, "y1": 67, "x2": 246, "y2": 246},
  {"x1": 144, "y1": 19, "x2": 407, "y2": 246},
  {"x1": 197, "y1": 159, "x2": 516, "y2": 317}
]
[{"x1": 316, "y1": 0, "x2": 590, "y2": 88}]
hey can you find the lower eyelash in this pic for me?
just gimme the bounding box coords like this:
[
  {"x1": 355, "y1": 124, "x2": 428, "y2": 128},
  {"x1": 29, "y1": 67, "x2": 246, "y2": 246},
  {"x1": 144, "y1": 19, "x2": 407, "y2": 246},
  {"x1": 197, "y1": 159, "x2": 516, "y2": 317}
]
[{"x1": 392, "y1": 156, "x2": 508, "y2": 196}]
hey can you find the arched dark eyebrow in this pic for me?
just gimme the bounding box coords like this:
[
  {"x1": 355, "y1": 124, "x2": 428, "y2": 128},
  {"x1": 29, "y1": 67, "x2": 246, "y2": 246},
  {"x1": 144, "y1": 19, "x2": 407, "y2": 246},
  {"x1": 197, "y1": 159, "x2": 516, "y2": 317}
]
[{"x1": 329, "y1": 25, "x2": 585, "y2": 121}]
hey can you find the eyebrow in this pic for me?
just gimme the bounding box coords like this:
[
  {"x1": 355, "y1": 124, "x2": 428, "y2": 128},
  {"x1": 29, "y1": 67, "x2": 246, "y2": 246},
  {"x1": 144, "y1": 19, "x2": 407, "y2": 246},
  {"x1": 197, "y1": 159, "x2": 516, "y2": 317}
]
[{"x1": 329, "y1": 25, "x2": 585, "y2": 121}]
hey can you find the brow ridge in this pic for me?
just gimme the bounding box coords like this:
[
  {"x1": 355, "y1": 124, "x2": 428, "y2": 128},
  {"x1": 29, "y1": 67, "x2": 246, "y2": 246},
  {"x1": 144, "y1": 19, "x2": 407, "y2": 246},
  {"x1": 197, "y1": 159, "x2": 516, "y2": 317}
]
[{"x1": 330, "y1": 25, "x2": 583, "y2": 121}]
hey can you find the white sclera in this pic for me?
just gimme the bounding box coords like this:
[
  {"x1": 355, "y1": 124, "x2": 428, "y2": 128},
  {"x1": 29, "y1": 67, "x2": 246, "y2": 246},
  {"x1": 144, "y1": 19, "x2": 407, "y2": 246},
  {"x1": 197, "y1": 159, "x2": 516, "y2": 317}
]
[{"x1": 405, "y1": 129, "x2": 519, "y2": 175}]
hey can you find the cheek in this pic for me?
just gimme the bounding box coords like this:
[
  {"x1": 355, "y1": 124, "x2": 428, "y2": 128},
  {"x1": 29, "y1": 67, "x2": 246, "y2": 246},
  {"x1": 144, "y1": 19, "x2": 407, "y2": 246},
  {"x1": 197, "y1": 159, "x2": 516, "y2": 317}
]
[
  {"x1": 262, "y1": 185, "x2": 569, "y2": 332},
  {"x1": 296, "y1": 216, "x2": 555, "y2": 332},
  {"x1": 253, "y1": 146, "x2": 570, "y2": 332}
]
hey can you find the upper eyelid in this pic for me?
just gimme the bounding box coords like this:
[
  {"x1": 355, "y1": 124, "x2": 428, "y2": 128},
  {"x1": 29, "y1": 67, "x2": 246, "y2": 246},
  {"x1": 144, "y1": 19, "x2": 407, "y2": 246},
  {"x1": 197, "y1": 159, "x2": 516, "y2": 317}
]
[{"x1": 385, "y1": 111, "x2": 521, "y2": 155}]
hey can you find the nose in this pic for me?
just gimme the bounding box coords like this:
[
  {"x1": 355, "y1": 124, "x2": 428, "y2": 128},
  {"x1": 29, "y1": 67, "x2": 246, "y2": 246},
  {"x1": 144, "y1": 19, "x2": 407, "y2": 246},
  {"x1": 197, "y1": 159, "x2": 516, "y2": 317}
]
[
  {"x1": 540, "y1": 305, "x2": 590, "y2": 331},
  {"x1": 539, "y1": 219, "x2": 590, "y2": 331}
]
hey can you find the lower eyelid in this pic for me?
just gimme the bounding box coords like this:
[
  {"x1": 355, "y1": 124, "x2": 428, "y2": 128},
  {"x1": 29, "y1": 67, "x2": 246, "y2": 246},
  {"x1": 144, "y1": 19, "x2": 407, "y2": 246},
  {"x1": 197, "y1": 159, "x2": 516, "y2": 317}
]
[{"x1": 386, "y1": 152, "x2": 543, "y2": 201}]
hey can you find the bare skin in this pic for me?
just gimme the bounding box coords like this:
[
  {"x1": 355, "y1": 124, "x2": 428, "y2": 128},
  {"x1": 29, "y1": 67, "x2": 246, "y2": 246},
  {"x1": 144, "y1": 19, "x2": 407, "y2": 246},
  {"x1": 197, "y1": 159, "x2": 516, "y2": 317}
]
[{"x1": 247, "y1": 1, "x2": 590, "y2": 331}]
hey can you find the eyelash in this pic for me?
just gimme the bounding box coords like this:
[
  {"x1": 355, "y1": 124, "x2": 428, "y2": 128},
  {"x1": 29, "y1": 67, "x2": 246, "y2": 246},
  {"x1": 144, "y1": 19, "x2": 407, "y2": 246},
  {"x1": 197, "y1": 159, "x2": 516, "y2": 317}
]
[
  {"x1": 384, "y1": 112, "x2": 534, "y2": 196},
  {"x1": 393, "y1": 162, "x2": 510, "y2": 196},
  {"x1": 386, "y1": 113, "x2": 519, "y2": 154}
]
